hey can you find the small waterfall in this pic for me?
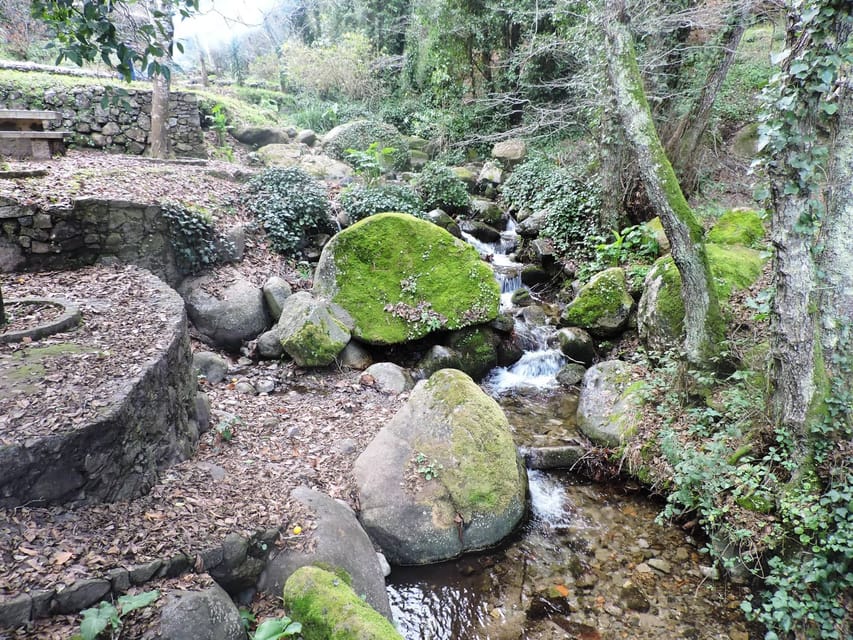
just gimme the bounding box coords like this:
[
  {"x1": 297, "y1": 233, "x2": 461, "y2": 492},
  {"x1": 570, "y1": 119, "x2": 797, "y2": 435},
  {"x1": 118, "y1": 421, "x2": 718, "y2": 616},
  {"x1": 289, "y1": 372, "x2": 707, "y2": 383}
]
[
  {"x1": 485, "y1": 348, "x2": 566, "y2": 394},
  {"x1": 460, "y1": 231, "x2": 497, "y2": 258},
  {"x1": 528, "y1": 469, "x2": 572, "y2": 528}
]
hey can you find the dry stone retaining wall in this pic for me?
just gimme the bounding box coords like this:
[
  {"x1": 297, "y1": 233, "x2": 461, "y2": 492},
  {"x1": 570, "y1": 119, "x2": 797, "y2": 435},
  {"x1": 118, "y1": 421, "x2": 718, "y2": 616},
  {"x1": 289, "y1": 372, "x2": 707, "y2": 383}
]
[
  {"x1": 0, "y1": 83, "x2": 206, "y2": 157},
  {"x1": 0, "y1": 196, "x2": 181, "y2": 286}
]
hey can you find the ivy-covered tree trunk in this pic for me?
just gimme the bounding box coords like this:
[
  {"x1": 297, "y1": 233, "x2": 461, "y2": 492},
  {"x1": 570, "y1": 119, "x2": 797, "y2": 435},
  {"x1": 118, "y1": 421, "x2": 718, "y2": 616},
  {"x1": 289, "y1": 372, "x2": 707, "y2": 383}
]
[
  {"x1": 603, "y1": 0, "x2": 725, "y2": 367},
  {"x1": 664, "y1": 0, "x2": 751, "y2": 195}
]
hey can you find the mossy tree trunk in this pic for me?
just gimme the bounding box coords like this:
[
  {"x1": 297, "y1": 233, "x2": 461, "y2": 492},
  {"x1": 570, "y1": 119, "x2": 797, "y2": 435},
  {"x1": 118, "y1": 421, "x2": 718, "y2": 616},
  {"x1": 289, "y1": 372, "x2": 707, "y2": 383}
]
[
  {"x1": 664, "y1": 0, "x2": 752, "y2": 196},
  {"x1": 603, "y1": 0, "x2": 725, "y2": 367}
]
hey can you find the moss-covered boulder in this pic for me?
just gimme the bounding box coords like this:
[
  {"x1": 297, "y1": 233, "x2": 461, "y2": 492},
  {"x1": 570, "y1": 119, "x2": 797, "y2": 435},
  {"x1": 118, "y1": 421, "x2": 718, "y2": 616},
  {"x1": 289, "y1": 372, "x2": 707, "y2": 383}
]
[
  {"x1": 637, "y1": 243, "x2": 767, "y2": 351},
  {"x1": 354, "y1": 369, "x2": 527, "y2": 565},
  {"x1": 576, "y1": 360, "x2": 645, "y2": 447},
  {"x1": 256, "y1": 143, "x2": 354, "y2": 180},
  {"x1": 313, "y1": 213, "x2": 500, "y2": 345},
  {"x1": 322, "y1": 120, "x2": 410, "y2": 172},
  {"x1": 275, "y1": 291, "x2": 354, "y2": 367},
  {"x1": 561, "y1": 267, "x2": 634, "y2": 337},
  {"x1": 446, "y1": 326, "x2": 499, "y2": 380},
  {"x1": 283, "y1": 566, "x2": 403, "y2": 640},
  {"x1": 706, "y1": 208, "x2": 766, "y2": 247}
]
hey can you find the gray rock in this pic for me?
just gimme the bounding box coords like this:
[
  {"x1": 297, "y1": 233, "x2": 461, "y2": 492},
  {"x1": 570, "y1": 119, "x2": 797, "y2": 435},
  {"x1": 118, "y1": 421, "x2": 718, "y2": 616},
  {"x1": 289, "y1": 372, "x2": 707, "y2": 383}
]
[
  {"x1": 107, "y1": 567, "x2": 131, "y2": 593},
  {"x1": 275, "y1": 292, "x2": 353, "y2": 367},
  {"x1": 478, "y1": 161, "x2": 503, "y2": 186},
  {"x1": 210, "y1": 532, "x2": 274, "y2": 595},
  {"x1": 217, "y1": 224, "x2": 246, "y2": 263},
  {"x1": 354, "y1": 369, "x2": 526, "y2": 565},
  {"x1": 159, "y1": 583, "x2": 246, "y2": 640},
  {"x1": 30, "y1": 590, "x2": 53, "y2": 619},
  {"x1": 516, "y1": 209, "x2": 548, "y2": 238},
  {"x1": 424, "y1": 209, "x2": 461, "y2": 238},
  {"x1": 469, "y1": 198, "x2": 503, "y2": 226},
  {"x1": 522, "y1": 445, "x2": 585, "y2": 470},
  {"x1": 295, "y1": 129, "x2": 317, "y2": 146},
  {"x1": 576, "y1": 361, "x2": 644, "y2": 447},
  {"x1": 0, "y1": 593, "x2": 31, "y2": 629},
  {"x1": 416, "y1": 345, "x2": 462, "y2": 379},
  {"x1": 259, "y1": 486, "x2": 392, "y2": 619},
  {"x1": 446, "y1": 327, "x2": 499, "y2": 380},
  {"x1": 130, "y1": 559, "x2": 163, "y2": 585},
  {"x1": 647, "y1": 558, "x2": 672, "y2": 574},
  {"x1": 256, "y1": 329, "x2": 285, "y2": 360},
  {"x1": 549, "y1": 327, "x2": 595, "y2": 366},
  {"x1": 53, "y1": 578, "x2": 111, "y2": 614},
  {"x1": 230, "y1": 126, "x2": 289, "y2": 148},
  {"x1": 262, "y1": 276, "x2": 292, "y2": 320},
  {"x1": 338, "y1": 341, "x2": 373, "y2": 370},
  {"x1": 556, "y1": 363, "x2": 586, "y2": 387},
  {"x1": 235, "y1": 381, "x2": 256, "y2": 395},
  {"x1": 193, "y1": 351, "x2": 229, "y2": 384},
  {"x1": 492, "y1": 139, "x2": 527, "y2": 166},
  {"x1": 180, "y1": 276, "x2": 271, "y2": 352},
  {"x1": 510, "y1": 288, "x2": 532, "y2": 307},
  {"x1": 195, "y1": 392, "x2": 212, "y2": 434},
  {"x1": 620, "y1": 581, "x2": 651, "y2": 612},
  {"x1": 459, "y1": 220, "x2": 501, "y2": 243},
  {"x1": 255, "y1": 378, "x2": 276, "y2": 394},
  {"x1": 637, "y1": 257, "x2": 682, "y2": 352},
  {"x1": 520, "y1": 265, "x2": 550, "y2": 286},
  {"x1": 362, "y1": 362, "x2": 414, "y2": 394}
]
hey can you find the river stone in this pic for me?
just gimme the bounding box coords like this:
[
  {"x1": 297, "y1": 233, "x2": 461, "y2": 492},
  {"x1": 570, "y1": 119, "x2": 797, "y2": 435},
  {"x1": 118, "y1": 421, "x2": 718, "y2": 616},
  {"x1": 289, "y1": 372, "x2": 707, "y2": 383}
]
[
  {"x1": 561, "y1": 267, "x2": 633, "y2": 338},
  {"x1": 354, "y1": 369, "x2": 527, "y2": 565},
  {"x1": 230, "y1": 126, "x2": 289, "y2": 147},
  {"x1": 492, "y1": 139, "x2": 527, "y2": 166},
  {"x1": 459, "y1": 219, "x2": 501, "y2": 243},
  {"x1": 256, "y1": 329, "x2": 285, "y2": 360},
  {"x1": 549, "y1": 327, "x2": 595, "y2": 366},
  {"x1": 313, "y1": 213, "x2": 500, "y2": 345},
  {"x1": 424, "y1": 209, "x2": 461, "y2": 237},
  {"x1": 262, "y1": 276, "x2": 292, "y2": 320},
  {"x1": 179, "y1": 276, "x2": 271, "y2": 352},
  {"x1": 416, "y1": 345, "x2": 462, "y2": 379},
  {"x1": 159, "y1": 583, "x2": 245, "y2": 640},
  {"x1": 284, "y1": 567, "x2": 402, "y2": 640},
  {"x1": 469, "y1": 198, "x2": 503, "y2": 225},
  {"x1": 193, "y1": 351, "x2": 229, "y2": 384},
  {"x1": 362, "y1": 362, "x2": 414, "y2": 394},
  {"x1": 275, "y1": 291, "x2": 353, "y2": 367},
  {"x1": 446, "y1": 326, "x2": 499, "y2": 380},
  {"x1": 556, "y1": 363, "x2": 586, "y2": 387},
  {"x1": 259, "y1": 486, "x2": 392, "y2": 619},
  {"x1": 295, "y1": 129, "x2": 317, "y2": 146},
  {"x1": 576, "y1": 361, "x2": 645, "y2": 447},
  {"x1": 339, "y1": 341, "x2": 373, "y2": 370},
  {"x1": 478, "y1": 161, "x2": 503, "y2": 186},
  {"x1": 516, "y1": 209, "x2": 548, "y2": 238}
]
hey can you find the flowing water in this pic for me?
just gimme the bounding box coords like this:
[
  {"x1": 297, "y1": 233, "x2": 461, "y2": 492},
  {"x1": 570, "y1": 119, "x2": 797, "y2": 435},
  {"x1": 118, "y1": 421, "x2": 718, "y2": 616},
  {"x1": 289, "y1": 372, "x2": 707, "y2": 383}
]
[{"x1": 386, "y1": 216, "x2": 753, "y2": 639}]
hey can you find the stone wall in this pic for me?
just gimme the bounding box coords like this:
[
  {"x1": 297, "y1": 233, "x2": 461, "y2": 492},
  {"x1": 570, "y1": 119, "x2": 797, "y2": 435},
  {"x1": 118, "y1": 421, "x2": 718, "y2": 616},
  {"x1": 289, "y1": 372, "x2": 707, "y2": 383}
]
[
  {"x1": 0, "y1": 83, "x2": 206, "y2": 158},
  {"x1": 0, "y1": 269, "x2": 201, "y2": 508},
  {"x1": 0, "y1": 196, "x2": 181, "y2": 286}
]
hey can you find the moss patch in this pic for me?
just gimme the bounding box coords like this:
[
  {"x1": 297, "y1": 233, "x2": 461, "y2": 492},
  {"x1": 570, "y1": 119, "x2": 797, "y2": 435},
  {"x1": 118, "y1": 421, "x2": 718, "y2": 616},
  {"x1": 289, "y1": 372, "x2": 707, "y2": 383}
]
[
  {"x1": 707, "y1": 208, "x2": 766, "y2": 247},
  {"x1": 314, "y1": 213, "x2": 500, "y2": 345},
  {"x1": 418, "y1": 369, "x2": 522, "y2": 519},
  {"x1": 562, "y1": 267, "x2": 633, "y2": 334},
  {"x1": 283, "y1": 566, "x2": 402, "y2": 640}
]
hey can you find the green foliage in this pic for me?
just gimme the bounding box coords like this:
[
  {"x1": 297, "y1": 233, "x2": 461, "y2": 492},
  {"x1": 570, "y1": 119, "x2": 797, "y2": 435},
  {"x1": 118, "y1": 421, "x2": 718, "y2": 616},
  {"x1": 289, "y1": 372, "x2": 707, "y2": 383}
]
[
  {"x1": 344, "y1": 142, "x2": 398, "y2": 182},
  {"x1": 31, "y1": 0, "x2": 198, "y2": 81},
  {"x1": 210, "y1": 103, "x2": 228, "y2": 147},
  {"x1": 74, "y1": 590, "x2": 160, "y2": 640},
  {"x1": 339, "y1": 184, "x2": 426, "y2": 223},
  {"x1": 252, "y1": 616, "x2": 303, "y2": 640},
  {"x1": 160, "y1": 203, "x2": 231, "y2": 274},
  {"x1": 324, "y1": 120, "x2": 410, "y2": 171},
  {"x1": 414, "y1": 162, "x2": 469, "y2": 215},
  {"x1": 414, "y1": 452, "x2": 443, "y2": 481},
  {"x1": 243, "y1": 167, "x2": 333, "y2": 257},
  {"x1": 577, "y1": 225, "x2": 660, "y2": 284}
]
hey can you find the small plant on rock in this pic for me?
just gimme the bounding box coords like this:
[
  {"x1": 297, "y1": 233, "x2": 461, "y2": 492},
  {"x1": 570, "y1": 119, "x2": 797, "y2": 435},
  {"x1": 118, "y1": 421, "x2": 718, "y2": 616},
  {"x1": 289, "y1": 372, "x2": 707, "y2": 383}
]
[{"x1": 414, "y1": 452, "x2": 443, "y2": 481}]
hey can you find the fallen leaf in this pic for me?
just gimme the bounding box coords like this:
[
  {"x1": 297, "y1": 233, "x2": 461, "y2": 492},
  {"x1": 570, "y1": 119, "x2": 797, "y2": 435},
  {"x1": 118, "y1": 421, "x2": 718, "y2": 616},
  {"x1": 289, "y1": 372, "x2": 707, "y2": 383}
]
[
  {"x1": 52, "y1": 551, "x2": 73, "y2": 565},
  {"x1": 554, "y1": 584, "x2": 570, "y2": 597}
]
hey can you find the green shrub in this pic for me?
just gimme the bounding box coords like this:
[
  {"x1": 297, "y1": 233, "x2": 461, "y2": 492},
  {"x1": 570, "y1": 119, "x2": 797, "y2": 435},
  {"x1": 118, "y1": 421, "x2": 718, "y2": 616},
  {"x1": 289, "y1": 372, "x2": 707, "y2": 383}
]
[
  {"x1": 502, "y1": 156, "x2": 601, "y2": 256},
  {"x1": 339, "y1": 184, "x2": 426, "y2": 223},
  {"x1": 414, "y1": 162, "x2": 469, "y2": 215},
  {"x1": 161, "y1": 203, "x2": 233, "y2": 274},
  {"x1": 243, "y1": 167, "x2": 333, "y2": 256},
  {"x1": 323, "y1": 120, "x2": 410, "y2": 171}
]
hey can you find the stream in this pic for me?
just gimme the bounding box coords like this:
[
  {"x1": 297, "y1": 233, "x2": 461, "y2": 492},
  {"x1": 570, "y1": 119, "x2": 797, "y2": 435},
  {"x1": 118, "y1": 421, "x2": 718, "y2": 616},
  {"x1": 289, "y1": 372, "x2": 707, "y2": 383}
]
[{"x1": 385, "y1": 218, "x2": 752, "y2": 639}]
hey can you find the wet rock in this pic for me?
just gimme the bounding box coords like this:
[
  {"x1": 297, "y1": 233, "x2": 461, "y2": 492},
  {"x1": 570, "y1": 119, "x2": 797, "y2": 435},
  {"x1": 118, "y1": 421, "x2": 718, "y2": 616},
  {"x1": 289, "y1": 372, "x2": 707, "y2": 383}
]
[
  {"x1": 193, "y1": 351, "x2": 229, "y2": 384},
  {"x1": 262, "y1": 276, "x2": 292, "y2": 320},
  {"x1": 362, "y1": 362, "x2": 414, "y2": 394},
  {"x1": 510, "y1": 288, "x2": 532, "y2": 306},
  {"x1": 523, "y1": 445, "x2": 586, "y2": 470},
  {"x1": 521, "y1": 265, "x2": 550, "y2": 287},
  {"x1": 576, "y1": 361, "x2": 645, "y2": 447},
  {"x1": 469, "y1": 198, "x2": 504, "y2": 226},
  {"x1": 354, "y1": 369, "x2": 526, "y2": 565},
  {"x1": 446, "y1": 326, "x2": 500, "y2": 380},
  {"x1": 549, "y1": 327, "x2": 595, "y2": 366},
  {"x1": 159, "y1": 583, "x2": 246, "y2": 640},
  {"x1": 416, "y1": 345, "x2": 462, "y2": 379},
  {"x1": 516, "y1": 209, "x2": 548, "y2": 238},
  {"x1": 556, "y1": 363, "x2": 586, "y2": 387},
  {"x1": 260, "y1": 486, "x2": 392, "y2": 618},
  {"x1": 424, "y1": 209, "x2": 461, "y2": 237},
  {"x1": 460, "y1": 219, "x2": 501, "y2": 243}
]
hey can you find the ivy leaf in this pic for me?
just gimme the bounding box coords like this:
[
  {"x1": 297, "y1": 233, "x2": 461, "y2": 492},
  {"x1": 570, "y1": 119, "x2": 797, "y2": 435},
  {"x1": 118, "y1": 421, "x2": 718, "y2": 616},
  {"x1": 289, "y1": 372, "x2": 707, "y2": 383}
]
[{"x1": 821, "y1": 102, "x2": 838, "y2": 115}]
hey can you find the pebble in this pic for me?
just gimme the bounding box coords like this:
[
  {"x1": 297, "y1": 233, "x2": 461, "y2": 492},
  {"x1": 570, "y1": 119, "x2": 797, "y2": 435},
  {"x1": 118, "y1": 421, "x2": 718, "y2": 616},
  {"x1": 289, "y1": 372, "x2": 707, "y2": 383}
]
[
  {"x1": 647, "y1": 558, "x2": 672, "y2": 574},
  {"x1": 635, "y1": 563, "x2": 653, "y2": 574},
  {"x1": 335, "y1": 438, "x2": 358, "y2": 455},
  {"x1": 636, "y1": 538, "x2": 650, "y2": 549},
  {"x1": 235, "y1": 381, "x2": 256, "y2": 395},
  {"x1": 256, "y1": 378, "x2": 276, "y2": 394},
  {"x1": 675, "y1": 547, "x2": 690, "y2": 561},
  {"x1": 237, "y1": 357, "x2": 253, "y2": 366},
  {"x1": 285, "y1": 426, "x2": 301, "y2": 439},
  {"x1": 729, "y1": 630, "x2": 749, "y2": 640},
  {"x1": 699, "y1": 565, "x2": 720, "y2": 581}
]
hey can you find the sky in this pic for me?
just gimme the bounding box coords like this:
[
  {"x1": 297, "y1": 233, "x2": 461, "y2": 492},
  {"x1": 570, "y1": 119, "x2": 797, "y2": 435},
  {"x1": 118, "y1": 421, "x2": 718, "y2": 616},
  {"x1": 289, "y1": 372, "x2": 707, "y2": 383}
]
[{"x1": 173, "y1": 0, "x2": 278, "y2": 47}]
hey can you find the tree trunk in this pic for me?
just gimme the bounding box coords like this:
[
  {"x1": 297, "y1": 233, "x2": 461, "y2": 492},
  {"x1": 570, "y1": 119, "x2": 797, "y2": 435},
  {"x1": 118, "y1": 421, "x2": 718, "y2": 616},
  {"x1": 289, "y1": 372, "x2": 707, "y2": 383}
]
[
  {"x1": 0, "y1": 283, "x2": 5, "y2": 327},
  {"x1": 665, "y1": 0, "x2": 751, "y2": 196},
  {"x1": 599, "y1": 93, "x2": 628, "y2": 231},
  {"x1": 604, "y1": 0, "x2": 725, "y2": 367},
  {"x1": 148, "y1": 1, "x2": 173, "y2": 159}
]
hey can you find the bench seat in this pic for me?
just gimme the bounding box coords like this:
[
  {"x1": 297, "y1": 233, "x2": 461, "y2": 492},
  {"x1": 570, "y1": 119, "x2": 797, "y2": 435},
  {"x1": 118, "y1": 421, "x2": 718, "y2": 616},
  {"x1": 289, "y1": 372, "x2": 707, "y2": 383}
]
[{"x1": 0, "y1": 131, "x2": 68, "y2": 139}]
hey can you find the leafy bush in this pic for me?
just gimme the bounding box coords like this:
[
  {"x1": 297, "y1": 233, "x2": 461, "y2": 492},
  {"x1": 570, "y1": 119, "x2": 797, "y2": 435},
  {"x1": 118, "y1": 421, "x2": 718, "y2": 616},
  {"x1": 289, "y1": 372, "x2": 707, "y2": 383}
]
[
  {"x1": 323, "y1": 120, "x2": 410, "y2": 171},
  {"x1": 502, "y1": 156, "x2": 601, "y2": 256},
  {"x1": 280, "y1": 32, "x2": 380, "y2": 102},
  {"x1": 339, "y1": 184, "x2": 426, "y2": 223},
  {"x1": 161, "y1": 203, "x2": 233, "y2": 274},
  {"x1": 577, "y1": 224, "x2": 660, "y2": 285},
  {"x1": 243, "y1": 167, "x2": 333, "y2": 256},
  {"x1": 414, "y1": 162, "x2": 469, "y2": 215}
]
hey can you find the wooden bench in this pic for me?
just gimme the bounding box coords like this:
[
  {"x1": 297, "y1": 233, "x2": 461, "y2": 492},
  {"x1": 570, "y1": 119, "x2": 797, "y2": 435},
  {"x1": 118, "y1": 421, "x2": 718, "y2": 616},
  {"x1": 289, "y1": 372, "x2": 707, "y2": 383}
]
[{"x1": 0, "y1": 109, "x2": 70, "y2": 160}]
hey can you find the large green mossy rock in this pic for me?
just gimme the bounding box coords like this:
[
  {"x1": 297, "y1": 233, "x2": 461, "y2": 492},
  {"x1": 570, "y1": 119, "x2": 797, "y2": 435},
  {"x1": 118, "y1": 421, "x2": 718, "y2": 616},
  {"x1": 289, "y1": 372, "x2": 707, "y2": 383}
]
[
  {"x1": 637, "y1": 243, "x2": 767, "y2": 351},
  {"x1": 561, "y1": 267, "x2": 634, "y2": 337},
  {"x1": 283, "y1": 566, "x2": 403, "y2": 640},
  {"x1": 354, "y1": 369, "x2": 527, "y2": 565},
  {"x1": 707, "y1": 208, "x2": 765, "y2": 247},
  {"x1": 313, "y1": 213, "x2": 500, "y2": 345},
  {"x1": 276, "y1": 291, "x2": 354, "y2": 367}
]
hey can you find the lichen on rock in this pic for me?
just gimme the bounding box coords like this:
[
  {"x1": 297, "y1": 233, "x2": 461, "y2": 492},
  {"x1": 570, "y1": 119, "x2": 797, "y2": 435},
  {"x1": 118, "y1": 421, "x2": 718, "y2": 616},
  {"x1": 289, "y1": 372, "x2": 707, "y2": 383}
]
[{"x1": 313, "y1": 213, "x2": 500, "y2": 345}]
